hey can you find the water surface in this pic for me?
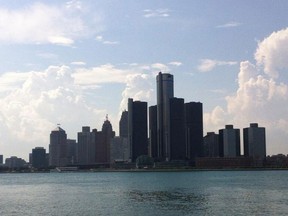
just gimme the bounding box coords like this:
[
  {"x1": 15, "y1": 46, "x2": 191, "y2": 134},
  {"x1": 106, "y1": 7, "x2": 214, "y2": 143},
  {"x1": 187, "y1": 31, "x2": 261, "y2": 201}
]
[{"x1": 0, "y1": 170, "x2": 287, "y2": 215}]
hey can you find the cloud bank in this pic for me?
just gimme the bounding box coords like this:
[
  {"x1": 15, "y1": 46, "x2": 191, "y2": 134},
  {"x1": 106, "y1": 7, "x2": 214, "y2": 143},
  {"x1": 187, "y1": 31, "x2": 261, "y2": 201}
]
[
  {"x1": 205, "y1": 28, "x2": 288, "y2": 155},
  {"x1": 0, "y1": 2, "x2": 100, "y2": 45}
]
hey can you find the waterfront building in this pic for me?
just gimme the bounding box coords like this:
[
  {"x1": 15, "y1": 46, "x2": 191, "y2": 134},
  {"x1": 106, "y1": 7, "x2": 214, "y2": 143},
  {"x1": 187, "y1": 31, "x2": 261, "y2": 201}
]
[
  {"x1": 156, "y1": 72, "x2": 174, "y2": 161},
  {"x1": 219, "y1": 125, "x2": 240, "y2": 157},
  {"x1": 119, "y1": 110, "x2": 128, "y2": 138},
  {"x1": 49, "y1": 126, "x2": 68, "y2": 167},
  {"x1": 110, "y1": 137, "x2": 129, "y2": 163},
  {"x1": 203, "y1": 132, "x2": 219, "y2": 157},
  {"x1": 5, "y1": 156, "x2": 26, "y2": 169},
  {"x1": 185, "y1": 102, "x2": 204, "y2": 161},
  {"x1": 99, "y1": 117, "x2": 115, "y2": 164},
  {"x1": 244, "y1": 123, "x2": 266, "y2": 159},
  {"x1": 128, "y1": 98, "x2": 148, "y2": 162},
  {"x1": 77, "y1": 126, "x2": 96, "y2": 165},
  {"x1": 67, "y1": 139, "x2": 77, "y2": 165},
  {"x1": 169, "y1": 97, "x2": 186, "y2": 160},
  {"x1": 0, "y1": 154, "x2": 3, "y2": 164},
  {"x1": 32, "y1": 147, "x2": 47, "y2": 169},
  {"x1": 149, "y1": 105, "x2": 158, "y2": 159}
]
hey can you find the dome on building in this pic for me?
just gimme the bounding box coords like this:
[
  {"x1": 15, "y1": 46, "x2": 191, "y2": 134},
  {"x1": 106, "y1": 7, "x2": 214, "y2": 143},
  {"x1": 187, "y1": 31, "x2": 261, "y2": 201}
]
[{"x1": 102, "y1": 115, "x2": 113, "y2": 132}]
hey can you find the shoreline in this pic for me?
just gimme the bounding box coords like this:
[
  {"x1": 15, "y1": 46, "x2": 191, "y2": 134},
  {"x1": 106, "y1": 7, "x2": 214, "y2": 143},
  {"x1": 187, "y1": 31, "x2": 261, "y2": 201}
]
[{"x1": 1, "y1": 167, "x2": 288, "y2": 173}]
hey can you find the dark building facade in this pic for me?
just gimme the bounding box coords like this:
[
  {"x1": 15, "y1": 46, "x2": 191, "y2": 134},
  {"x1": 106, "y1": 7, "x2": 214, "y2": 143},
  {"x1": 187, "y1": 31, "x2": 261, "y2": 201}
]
[
  {"x1": 169, "y1": 98, "x2": 186, "y2": 160},
  {"x1": 185, "y1": 102, "x2": 204, "y2": 161},
  {"x1": 203, "y1": 132, "x2": 220, "y2": 157},
  {"x1": 128, "y1": 98, "x2": 148, "y2": 162},
  {"x1": 49, "y1": 126, "x2": 68, "y2": 167},
  {"x1": 156, "y1": 72, "x2": 174, "y2": 160},
  {"x1": 0, "y1": 155, "x2": 3, "y2": 164},
  {"x1": 32, "y1": 147, "x2": 47, "y2": 169},
  {"x1": 149, "y1": 105, "x2": 158, "y2": 159},
  {"x1": 66, "y1": 139, "x2": 77, "y2": 165},
  {"x1": 219, "y1": 125, "x2": 240, "y2": 157},
  {"x1": 119, "y1": 110, "x2": 128, "y2": 138},
  {"x1": 244, "y1": 123, "x2": 266, "y2": 159},
  {"x1": 77, "y1": 126, "x2": 96, "y2": 165},
  {"x1": 99, "y1": 117, "x2": 115, "y2": 164}
]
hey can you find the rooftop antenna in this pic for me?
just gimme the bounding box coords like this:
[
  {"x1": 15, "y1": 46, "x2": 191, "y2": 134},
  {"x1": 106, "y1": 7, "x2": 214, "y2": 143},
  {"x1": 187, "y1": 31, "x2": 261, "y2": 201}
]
[
  {"x1": 57, "y1": 123, "x2": 61, "y2": 127},
  {"x1": 106, "y1": 114, "x2": 108, "y2": 121}
]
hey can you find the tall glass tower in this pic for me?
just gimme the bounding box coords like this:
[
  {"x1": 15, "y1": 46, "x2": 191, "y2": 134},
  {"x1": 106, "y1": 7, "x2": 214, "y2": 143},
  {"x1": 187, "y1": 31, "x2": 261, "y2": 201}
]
[{"x1": 156, "y1": 72, "x2": 174, "y2": 161}]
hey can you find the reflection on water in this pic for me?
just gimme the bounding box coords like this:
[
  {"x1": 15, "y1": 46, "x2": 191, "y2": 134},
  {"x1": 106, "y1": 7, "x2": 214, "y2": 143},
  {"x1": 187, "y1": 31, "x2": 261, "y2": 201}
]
[{"x1": 127, "y1": 189, "x2": 206, "y2": 213}]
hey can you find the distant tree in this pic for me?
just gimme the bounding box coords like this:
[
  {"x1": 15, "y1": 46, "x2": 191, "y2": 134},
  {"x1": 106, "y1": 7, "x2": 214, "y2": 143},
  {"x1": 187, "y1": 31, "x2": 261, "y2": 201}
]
[{"x1": 136, "y1": 155, "x2": 154, "y2": 168}]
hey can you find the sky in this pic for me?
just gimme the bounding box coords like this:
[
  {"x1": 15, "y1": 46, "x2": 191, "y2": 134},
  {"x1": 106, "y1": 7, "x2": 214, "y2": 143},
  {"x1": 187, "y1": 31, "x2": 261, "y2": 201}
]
[{"x1": 0, "y1": 0, "x2": 288, "y2": 160}]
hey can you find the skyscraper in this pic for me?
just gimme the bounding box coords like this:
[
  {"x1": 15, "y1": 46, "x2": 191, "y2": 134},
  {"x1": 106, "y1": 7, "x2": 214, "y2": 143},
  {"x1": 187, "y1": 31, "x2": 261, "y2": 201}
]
[
  {"x1": 100, "y1": 116, "x2": 115, "y2": 163},
  {"x1": 32, "y1": 147, "x2": 47, "y2": 169},
  {"x1": 169, "y1": 97, "x2": 186, "y2": 160},
  {"x1": 49, "y1": 126, "x2": 68, "y2": 167},
  {"x1": 244, "y1": 123, "x2": 266, "y2": 159},
  {"x1": 149, "y1": 105, "x2": 158, "y2": 159},
  {"x1": 203, "y1": 132, "x2": 219, "y2": 157},
  {"x1": 67, "y1": 139, "x2": 77, "y2": 165},
  {"x1": 185, "y1": 102, "x2": 204, "y2": 161},
  {"x1": 128, "y1": 98, "x2": 148, "y2": 162},
  {"x1": 119, "y1": 110, "x2": 128, "y2": 138},
  {"x1": 219, "y1": 125, "x2": 240, "y2": 157},
  {"x1": 156, "y1": 72, "x2": 174, "y2": 160},
  {"x1": 77, "y1": 126, "x2": 96, "y2": 165}
]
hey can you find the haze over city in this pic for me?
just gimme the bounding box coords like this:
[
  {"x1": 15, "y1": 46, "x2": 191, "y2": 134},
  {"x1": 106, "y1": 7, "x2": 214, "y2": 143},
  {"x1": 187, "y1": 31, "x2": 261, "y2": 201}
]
[{"x1": 0, "y1": 0, "x2": 287, "y2": 160}]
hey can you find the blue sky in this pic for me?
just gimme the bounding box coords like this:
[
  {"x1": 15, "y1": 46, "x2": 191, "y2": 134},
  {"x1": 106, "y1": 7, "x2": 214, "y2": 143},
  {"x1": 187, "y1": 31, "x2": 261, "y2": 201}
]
[{"x1": 0, "y1": 0, "x2": 288, "y2": 160}]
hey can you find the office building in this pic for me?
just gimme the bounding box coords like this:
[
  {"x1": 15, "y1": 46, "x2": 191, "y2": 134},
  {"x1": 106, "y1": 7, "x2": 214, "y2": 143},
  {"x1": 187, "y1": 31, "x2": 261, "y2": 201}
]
[
  {"x1": 5, "y1": 156, "x2": 26, "y2": 169},
  {"x1": 156, "y1": 72, "x2": 174, "y2": 160},
  {"x1": 149, "y1": 105, "x2": 158, "y2": 159},
  {"x1": 185, "y1": 102, "x2": 204, "y2": 161},
  {"x1": 32, "y1": 147, "x2": 47, "y2": 169},
  {"x1": 0, "y1": 155, "x2": 3, "y2": 164},
  {"x1": 219, "y1": 125, "x2": 240, "y2": 157},
  {"x1": 119, "y1": 110, "x2": 128, "y2": 138},
  {"x1": 99, "y1": 117, "x2": 115, "y2": 164},
  {"x1": 203, "y1": 132, "x2": 220, "y2": 157},
  {"x1": 77, "y1": 126, "x2": 96, "y2": 165},
  {"x1": 110, "y1": 137, "x2": 129, "y2": 163},
  {"x1": 244, "y1": 123, "x2": 266, "y2": 159},
  {"x1": 49, "y1": 126, "x2": 68, "y2": 167},
  {"x1": 67, "y1": 139, "x2": 77, "y2": 165},
  {"x1": 169, "y1": 98, "x2": 186, "y2": 160},
  {"x1": 128, "y1": 98, "x2": 148, "y2": 162}
]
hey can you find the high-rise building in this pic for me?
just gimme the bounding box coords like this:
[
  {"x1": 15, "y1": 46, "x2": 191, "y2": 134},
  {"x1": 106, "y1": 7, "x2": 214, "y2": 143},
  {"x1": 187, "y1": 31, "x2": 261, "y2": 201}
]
[
  {"x1": 110, "y1": 137, "x2": 129, "y2": 163},
  {"x1": 0, "y1": 155, "x2": 3, "y2": 164},
  {"x1": 169, "y1": 98, "x2": 186, "y2": 160},
  {"x1": 149, "y1": 105, "x2": 158, "y2": 159},
  {"x1": 156, "y1": 72, "x2": 174, "y2": 160},
  {"x1": 244, "y1": 123, "x2": 266, "y2": 159},
  {"x1": 77, "y1": 126, "x2": 96, "y2": 165},
  {"x1": 185, "y1": 102, "x2": 204, "y2": 161},
  {"x1": 219, "y1": 125, "x2": 240, "y2": 157},
  {"x1": 32, "y1": 147, "x2": 47, "y2": 169},
  {"x1": 100, "y1": 117, "x2": 115, "y2": 164},
  {"x1": 119, "y1": 110, "x2": 128, "y2": 138},
  {"x1": 203, "y1": 132, "x2": 219, "y2": 157},
  {"x1": 67, "y1": 139, "x2": 77, "y2": 165},
  {"x1": 128, "y1": 98, "x2": 148, "y2": 162},
  {"x1": 49, "y1": 126, "x2": 68, "y2": 167}
]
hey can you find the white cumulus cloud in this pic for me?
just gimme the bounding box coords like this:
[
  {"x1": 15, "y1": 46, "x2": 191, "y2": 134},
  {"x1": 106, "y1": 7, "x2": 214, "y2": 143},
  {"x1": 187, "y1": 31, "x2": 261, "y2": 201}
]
[
  {"x1": 0, "y1": 66, "x2": 107, "y2": 159},
  {"x1": 0, "y1": 2, "x2": 99, "y2": 45},
  {"x1": 198, "y1": 59, "x2": 238, "y2": 72},
  {"x1": 204, "y1": 28, "x2": 288, "y2": 155}
]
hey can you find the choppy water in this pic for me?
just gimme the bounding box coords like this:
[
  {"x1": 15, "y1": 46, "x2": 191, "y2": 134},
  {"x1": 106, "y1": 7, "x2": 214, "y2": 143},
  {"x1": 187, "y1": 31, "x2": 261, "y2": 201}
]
[{"x1": 0, "y1": 170, "x2": 287, "y2": 216}]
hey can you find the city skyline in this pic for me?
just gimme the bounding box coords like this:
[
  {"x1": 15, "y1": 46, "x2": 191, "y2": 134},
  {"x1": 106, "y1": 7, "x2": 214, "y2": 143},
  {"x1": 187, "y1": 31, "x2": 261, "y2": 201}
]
[{"x1": 0, "y1": 1, "x2": 288, "y2": 160}]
